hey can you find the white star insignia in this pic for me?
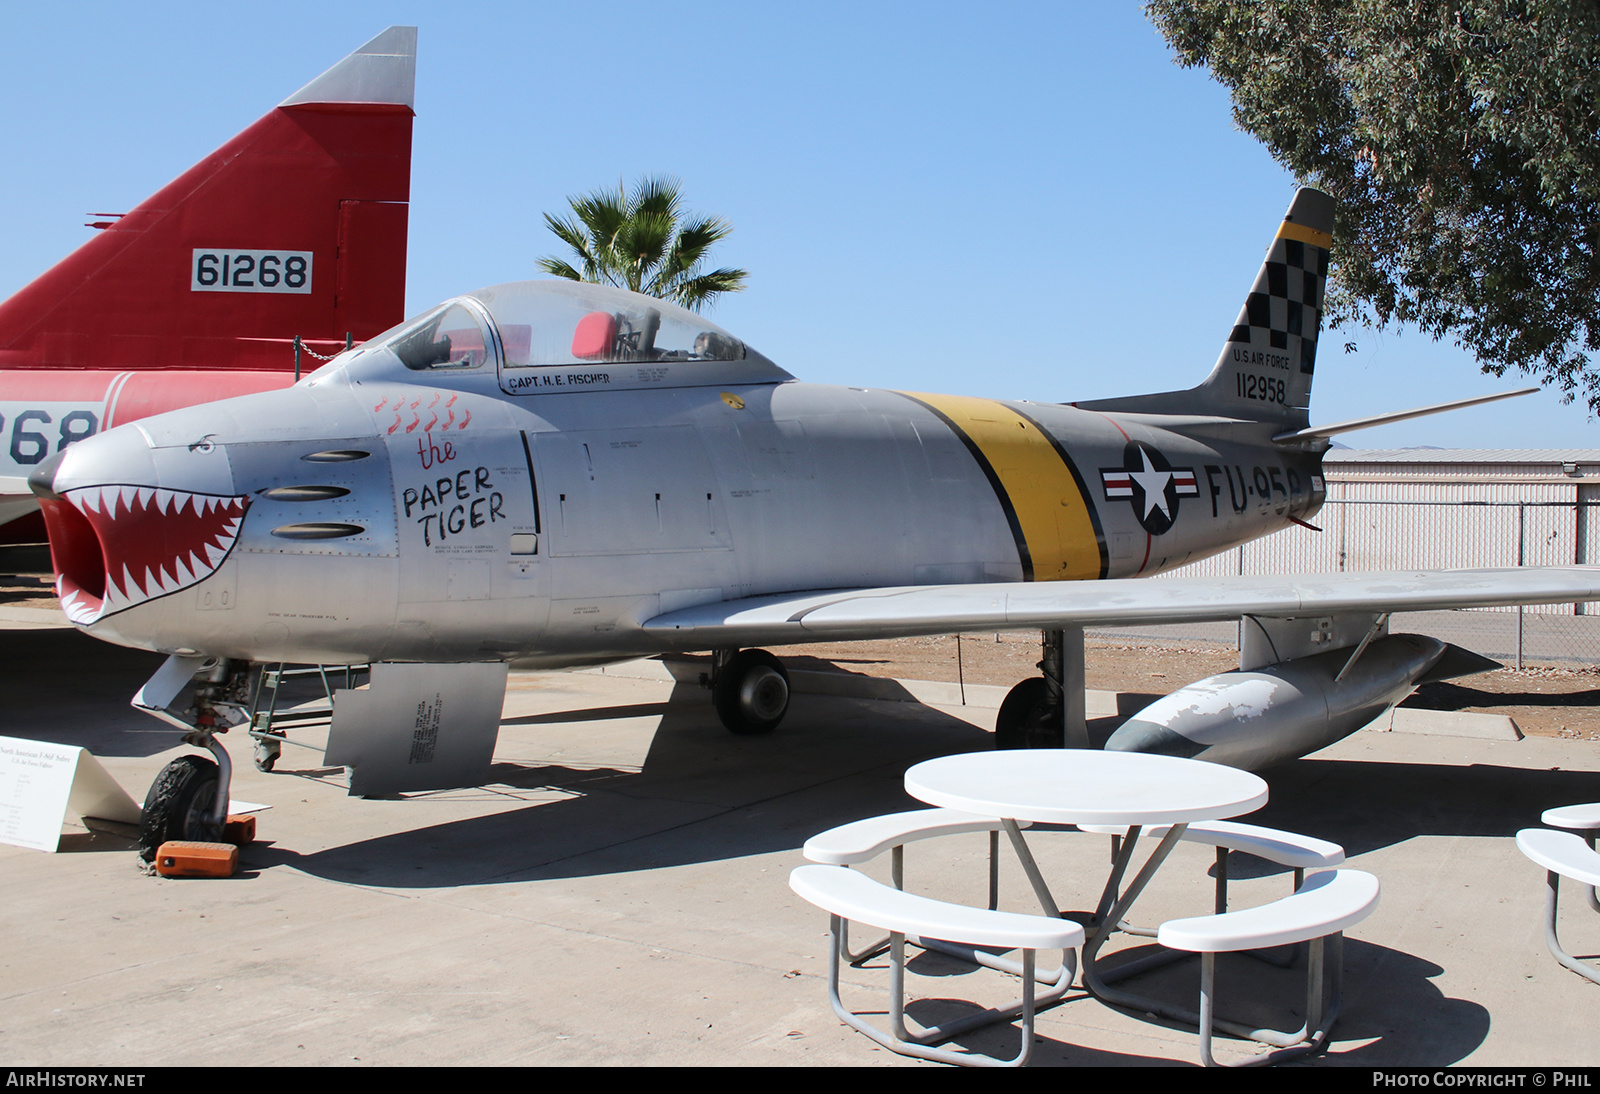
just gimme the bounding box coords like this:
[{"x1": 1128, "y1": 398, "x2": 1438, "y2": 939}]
[{"x1": 1127, "y1": 448, "x2": 1174, "y2": 520}]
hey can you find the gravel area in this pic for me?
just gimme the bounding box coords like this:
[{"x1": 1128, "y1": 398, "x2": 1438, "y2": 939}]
[{"x1": 775, "y1": 631, "x2": 1600, "y2": 742}]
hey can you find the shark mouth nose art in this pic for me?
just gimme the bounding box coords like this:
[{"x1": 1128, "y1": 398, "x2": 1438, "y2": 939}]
[{"x1": 39, "y1": 486, "x2": 250, "y2": 625}]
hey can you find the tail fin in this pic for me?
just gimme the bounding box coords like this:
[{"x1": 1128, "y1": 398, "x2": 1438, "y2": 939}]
[
  {"x1": 0, "y1": 26, "x2": 415, "y2": 372},
  {"x1": 1074, "y1": 187, "x2": 1334, "y2": 427}
]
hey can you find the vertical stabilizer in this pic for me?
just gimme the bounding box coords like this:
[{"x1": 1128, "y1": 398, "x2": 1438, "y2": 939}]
[
  {"x1": 1204, "y1": 187, "x2": 1334, "y2": 423},
  {"x1": 0, "y1": 27, "x2": 416, "y2": 372},
  {"x1": 280, "y1": 25, "x2": 417, "y2": 109},
  {"x1": 1074, "y1": 188, "x2": 1334, "y2": 427}
]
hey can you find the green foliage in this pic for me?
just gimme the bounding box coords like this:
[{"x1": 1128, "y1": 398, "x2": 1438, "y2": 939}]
[
  {"x1": 537, "y1": 176, "x2": 748, "y2": 312},
  {"x1": 1147, "y1": 1, "x2": 1600, "y2": 409}
]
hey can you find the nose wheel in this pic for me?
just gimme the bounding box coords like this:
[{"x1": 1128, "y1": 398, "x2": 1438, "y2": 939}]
[
  {"x1": 711, "y1": 648, "x2": 791, "y2": 735},
  {"x1": 131, "y1": 655, "x2": 250, "y2": 865},
  {"x1": 137, "y1": 755, "x2": 222, "y2": 862}
]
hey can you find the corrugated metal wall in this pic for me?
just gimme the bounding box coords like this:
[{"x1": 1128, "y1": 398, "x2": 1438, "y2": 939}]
[{"x1": 1162, "y1": 451, "x2": 1600, "y2": 617}]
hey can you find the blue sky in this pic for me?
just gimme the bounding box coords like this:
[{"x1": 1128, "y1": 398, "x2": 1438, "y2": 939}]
[{"x1": 2, "y1": 2, "x2": 1592, "y2": 449}]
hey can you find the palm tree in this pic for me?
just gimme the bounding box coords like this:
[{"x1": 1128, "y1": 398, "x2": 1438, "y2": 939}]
[{"x1": 537, "y1": 176, "x2": 748, "y2": 312}]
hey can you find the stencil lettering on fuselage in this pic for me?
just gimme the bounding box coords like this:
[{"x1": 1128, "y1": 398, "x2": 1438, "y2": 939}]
[{"x1": 894, "y1": 392, "x2": 1107, "y2": 581}]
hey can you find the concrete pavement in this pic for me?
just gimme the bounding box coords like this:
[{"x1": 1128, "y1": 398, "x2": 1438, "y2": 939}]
[{"x1": 3, "y1": 623, "x2": 1600, "y2": 1066}]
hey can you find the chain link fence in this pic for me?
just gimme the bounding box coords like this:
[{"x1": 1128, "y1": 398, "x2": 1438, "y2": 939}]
[{"x1": 1092, "y1": 498, "x2": 1600, "y2": 667}]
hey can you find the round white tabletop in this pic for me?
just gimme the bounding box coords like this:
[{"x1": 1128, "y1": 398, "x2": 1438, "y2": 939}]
[{"x1": 905, "y1": 750, "x2": 1269, "y2": 827}]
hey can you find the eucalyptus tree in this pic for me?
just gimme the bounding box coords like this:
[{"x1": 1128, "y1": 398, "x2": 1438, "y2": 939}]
[{"x1": 1148, "y1": 1, "x2": 1600, "y2": 408}]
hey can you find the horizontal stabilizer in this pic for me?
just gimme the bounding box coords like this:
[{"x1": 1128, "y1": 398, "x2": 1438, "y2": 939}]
[{"x1": 1272, "y1": 388, "x2": 1538, "y2": 443}]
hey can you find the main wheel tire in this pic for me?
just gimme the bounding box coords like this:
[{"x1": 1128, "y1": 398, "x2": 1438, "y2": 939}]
[
  {"x1": 995, "y1": 677, "x2": 1064, "y2": 750},
  {"x1": 713, "y1": 649, "x2": 791, "y2": 736},
  {"x1": 138, "y1": 755, "x2": 221, "y2": 862}
]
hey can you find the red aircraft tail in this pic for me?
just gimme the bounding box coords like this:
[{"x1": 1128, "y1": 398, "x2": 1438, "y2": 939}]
[{"x1": 0, "y1": 26, "x2": 415, "y2": 373}]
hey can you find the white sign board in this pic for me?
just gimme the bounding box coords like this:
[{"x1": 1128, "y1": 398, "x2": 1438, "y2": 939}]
[{"x1": 0, "y1": 736, "x2": 141, "y2": 852}]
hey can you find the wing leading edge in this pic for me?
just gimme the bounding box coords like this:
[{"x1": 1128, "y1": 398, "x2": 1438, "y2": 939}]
[{"x1": 640, "y1": 568, "x2": 1600, "y2": 648}]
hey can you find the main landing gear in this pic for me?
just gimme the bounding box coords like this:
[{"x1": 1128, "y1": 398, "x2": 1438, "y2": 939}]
[
  {"x1": 707, "y1": 647, "x2": 791, "y2": 735},
  {"x1": 994, "y1": 628, "x2": 1088, "y2": 751},
  {"x1": 995, "y1": 677, "x2": 1061, "y2": 750}
]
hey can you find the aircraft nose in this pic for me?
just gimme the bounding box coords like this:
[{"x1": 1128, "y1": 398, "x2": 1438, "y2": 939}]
[
  {"x1": 33, "y1": 423, "x2": 248, "y2": 629},
  {"x1": 26, "y1": 449, "x2": 67, "y2": 501}
]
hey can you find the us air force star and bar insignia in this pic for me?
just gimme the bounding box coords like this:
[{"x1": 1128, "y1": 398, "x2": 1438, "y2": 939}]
[{"x1": 1100, "y1": 442, "x2": 1198, "y2": 536}]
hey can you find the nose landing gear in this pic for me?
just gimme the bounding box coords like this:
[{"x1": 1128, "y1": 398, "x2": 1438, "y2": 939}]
[
  {"x1": 137, "y1": 753, "x2": 222, "y2": 861},
  {"x1": 131, "y1": 655, "x2": 253, "y2": 864}
]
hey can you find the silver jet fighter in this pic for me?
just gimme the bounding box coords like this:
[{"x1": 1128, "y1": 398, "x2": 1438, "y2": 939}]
[{"x1": 29, "y1": 190, "x2": 1596, "y2": 851}]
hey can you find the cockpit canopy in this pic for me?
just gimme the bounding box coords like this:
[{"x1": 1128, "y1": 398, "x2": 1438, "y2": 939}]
[
  {"x1": 348, "y1": 280, "x2": 789, "y2": 394},
  {"x1": 479, "y1": 281, "x2": 750, "y2": 368}
]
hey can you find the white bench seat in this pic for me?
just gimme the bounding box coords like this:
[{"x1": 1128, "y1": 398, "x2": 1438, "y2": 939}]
[
  {"x1": 1157, "y1": 869, "x2": 1380, "y2": 953},
  {"x1": 802, "y1": 808, "x2": 1027, "y2": 865},
  {"x1": 1081, "y1": 821, "x2": 1346, "y2": 950},
  {"x1": 802, "y1": 808, "x2": 1036, "y2": 970},
  {"x1": 792, "y1": 863, "x2": 1083, "y2": 951},
  {"x1": 1517, "y1": 828, "x2": 1600, "y2": 887},
  {"x1": 1146, "y1": 869, "x2": 1379, "y2": 1067},
  {"x1": 1079, "y1": 820, "x2": 1344, "y2": 872},
  {"x1": 790, "y1": 863, "x2": 1084, "y2": 1067},
  {"x1": 1541, "y1": 804, "x2": 1600, "y2": 831},
  {"x1": 1517, "y1": 827, "x2": 1600, "y2": 986}
]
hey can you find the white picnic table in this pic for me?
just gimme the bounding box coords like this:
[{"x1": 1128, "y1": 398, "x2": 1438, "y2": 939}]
[{"x1": 903, "y1": 749, "x2": 1269, "y2": 997}]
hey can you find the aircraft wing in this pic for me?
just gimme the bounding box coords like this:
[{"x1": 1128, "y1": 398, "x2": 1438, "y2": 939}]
[{"x1": 640, "y1": 567, "x2": 1600, "y2": 647}]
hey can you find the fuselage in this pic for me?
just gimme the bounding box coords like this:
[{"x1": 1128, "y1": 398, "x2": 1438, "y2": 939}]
[
  {"x1": 0, "y1": 368, "x2": 302, "y2": 534},
  {"x1": 33, "y1": 282, "x2": 1325, "y2": 666}
]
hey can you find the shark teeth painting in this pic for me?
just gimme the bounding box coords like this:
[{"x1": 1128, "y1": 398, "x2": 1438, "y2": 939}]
[{"x1": 50, "y1": 486, "x2": 250, "y2": 625}]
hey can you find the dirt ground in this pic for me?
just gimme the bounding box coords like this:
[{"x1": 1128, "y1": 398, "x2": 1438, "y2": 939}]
[
  {"x1": 775, "y1": 631, "x2": 1600, "y2": 743},
  {"x1": 8, "y1": 575, "x2": 1598, "y2": 741}
]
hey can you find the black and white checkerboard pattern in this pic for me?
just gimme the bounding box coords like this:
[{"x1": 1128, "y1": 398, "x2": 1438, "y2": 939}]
[{"x1": 1226, "y1": 234, "x2": 1329, "y2": 375}]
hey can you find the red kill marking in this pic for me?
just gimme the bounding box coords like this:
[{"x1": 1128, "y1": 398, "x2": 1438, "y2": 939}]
[{"x1": 404, "y1": 412, "x2": 421, "y2": 433}]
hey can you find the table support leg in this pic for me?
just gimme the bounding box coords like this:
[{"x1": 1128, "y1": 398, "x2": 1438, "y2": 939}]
[
  {"x1": 1083, "y1": 824, "x2": 1188, "y2": 993},
  {"x1": 1003, "y1": 817, "x2": 1062, "y2": 919},
  {"x1": 1092, "y1": 825, "x2": 1145, "y2": 929},
  {"x1": 1543, "y1": 870, "x2": 1600, "y2": 986}
]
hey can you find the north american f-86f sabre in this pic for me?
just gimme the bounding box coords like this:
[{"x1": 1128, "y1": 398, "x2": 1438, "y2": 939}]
[{"x1": 28, "y1": 187, "x2": 1589, "y2": 852}]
